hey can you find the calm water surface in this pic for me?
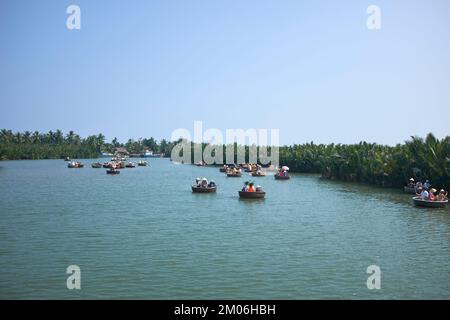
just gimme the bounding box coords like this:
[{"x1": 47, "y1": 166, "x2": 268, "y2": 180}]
[{"x1": 0, "y1": 159, "x2": 449, "y2": 299}]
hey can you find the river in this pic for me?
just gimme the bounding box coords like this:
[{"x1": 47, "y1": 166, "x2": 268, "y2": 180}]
[{"x1": 0, "y1": 158, "x2": 449, "y2": 299}]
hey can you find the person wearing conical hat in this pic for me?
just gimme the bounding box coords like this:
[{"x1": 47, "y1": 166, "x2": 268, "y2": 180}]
[{"x1": 429, "y1": 188, "x2": 437, "y2": 201}]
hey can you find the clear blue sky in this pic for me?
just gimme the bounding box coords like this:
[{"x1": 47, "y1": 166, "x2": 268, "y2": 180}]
[{"x1": 1, "y1": 0, "x2": 449, "y2": 145}]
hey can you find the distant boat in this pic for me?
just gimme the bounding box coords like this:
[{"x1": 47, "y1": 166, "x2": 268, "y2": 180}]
[
  {"x1": 275, "y1": 173, "x2": 290, "y2": 180},
  {"x1": 138, "y1": 160, "x2": 148, "y2": 166},
  {"x1": 125, "y1": 162, "x2": 136, "y2": 168},
  {"x1": 227, "y1": 172, "x2": 242, "y2": 177},
  {"x1": 106, "y1": 169, "x2": 120, "y2": 175},
  {"x1": 68, "y1": 161, "x2": 83, "y2": 168},
  {"x1": 251, "y1": 171, "x2": 266, "y2": 177},
  {"x1": 91, "y1": 162, "x2": 102, "y2": 168}
]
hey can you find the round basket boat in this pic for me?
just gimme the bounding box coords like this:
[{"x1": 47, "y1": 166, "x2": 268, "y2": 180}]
[
  {"x1": 251, "y1": 172, "x2": 266, "y2": 177},
  {"x1": 238, "y1": 191, "x2": 266, "y2": 199},
  {"x1": 191, "y1": 186, "x2": 217, "y2": 193},
  {"x1": 412, "y1": 196, "x2": 448, "y2": 208},
  {"x1": 274, "y1": 173, "x2": 290, "y2": 180},
  {"x1": 91, "y1": 163, "x2": 102, "y2": 168},
  {"x1": 106, "y1": 169, "x2": 120, "y2": 175},
  {"x1": 227, "y1": 172, "x2": 242, "y2": 177}
]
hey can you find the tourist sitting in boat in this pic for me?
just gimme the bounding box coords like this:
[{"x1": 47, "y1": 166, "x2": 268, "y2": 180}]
[
  {"x1": 436, "y1": 189, "x2": 448, "y2": 201},
  {"x1": 415, "y1": 181, "x2": 423, "y2": 190},
  {"x1": 241, "y1": 181, "x2": 249, "y2": 191},
  {"x1": 208, "y1": 180, "x2": 216, "y2": 188},
  {"x1": 247, "y1": 182, "x2": 255, "y2": 192},
  {"x1": 429, "y1": 188, "x2": 437, "y2": 201},
  {"x1": 420, "y1": 189, "x2": 429, "y2": 200},
  {"x1": 201, "y1": 178, "x2": 208, "y2": 187}
]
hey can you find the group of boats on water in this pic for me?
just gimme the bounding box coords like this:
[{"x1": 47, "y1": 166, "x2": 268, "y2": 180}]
[
  {"x1": 192, "y1": 177, "x2": 266, "y2": 199},
  {"x1": 192, "y1": 163, "x2": 291, "y2": 199},
  {"x1": 404, "y1": 178, "x2": 448, "y2": 208},
  {"x1": 219, "y1": 163, "x2": 291, "y2": 180},
  {"x1": 66, "y1": 156, "x2": 148, "y2": 174}
]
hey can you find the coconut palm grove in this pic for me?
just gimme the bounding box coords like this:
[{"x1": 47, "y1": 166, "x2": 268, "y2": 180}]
[{"x1": 1, "y1": 129, "x2": 448, "y2": 189}]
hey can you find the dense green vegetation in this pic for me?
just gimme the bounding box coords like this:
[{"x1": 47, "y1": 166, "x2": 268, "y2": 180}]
[
  {"x1": 182, "y1": 133, "x2": 450, "y2": 189},
  {"x1": 1, "y1": 129, "x2": 449, "y2": 189},
  {"x1": 278, "y1": 133, "x2": 450, "y2": 188},
  {"x1": 0, "y1": 129, "x2": 174, "y2": 160}
]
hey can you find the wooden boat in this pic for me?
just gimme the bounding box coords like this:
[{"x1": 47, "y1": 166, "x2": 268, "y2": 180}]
[
  {"x1": 125, "y1": 162, "x2": 135, "y2": 168},
  {"x1": 251, "y1": 171, "x2": 266, "y2": 177},
  {"x1": 106, "y1": 169, "x2": 120, "y2": 175},
  {"x1": 238, "y1": 191, "x2": 266, "y2": 199},
  {"x1": 68, "y1": 162, "x2": 83, "y2": 168},
  {"x1": 227, "y1": 172, "x2": 242, "y2": 177},
  {"x1": 191, "y1": 185, "x2": 217, "y2": 193},
  {"x1": 412, "y1": 196, "x2": 448, "y2": 208},
  {"x1": 274, "y1": 173, "x2": 290, "y2": 180},
  {"x1": 91, "y1": 162, "x2": 102, "y2": 168}
]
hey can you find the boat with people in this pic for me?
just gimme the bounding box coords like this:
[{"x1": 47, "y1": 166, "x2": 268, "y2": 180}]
[
  {"x1": 245, "y1": 164, "x2": 257, "y2": 172},
  {"x1": 239, "y1": 190, "x2": 266, "y2": 199},
  {"x1": 239, "y1": 181, "x2": 265, "y2": 199},
  {"x1": 227, "y1": 171, "x2": 242, "y2": 177},
  {"x1": 138, "y1": 160, "x2": 148, "y2": 166},
  {"x1": 251, "y1": 170, "x2": 266, "y2": 177},
  {"x1": 413, "y1": 188, "x2": 448, "y2": 208},
  {"x1": 191, "y1": 178, "x2": 217, "y2": 193},
  {"x1": 412, "y1": 196, "x2": 448, "y2": 208},
  {"x1": 91, "y1": 162, "x2": 102, "y2": 168},
  {"x1": 125, "y1": 162, "x2": 136, "y2": 168},
  {"x1": 68, "y1": 161, "x2": 83, "y2": 168},
  {"x1": 404, "y1": 178, "x2": 423, "y2": 194},
  {"x1": 106, "y1": 168, "x2": 120, "y2": 175},
  {"x1": 275, "y1": 166, "x2": 290, "y2": 180}
]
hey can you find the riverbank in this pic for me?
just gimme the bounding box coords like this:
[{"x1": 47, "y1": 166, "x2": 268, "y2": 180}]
[{"x1": 2, "y1": 130, "x2": 449, "y2": 189}]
